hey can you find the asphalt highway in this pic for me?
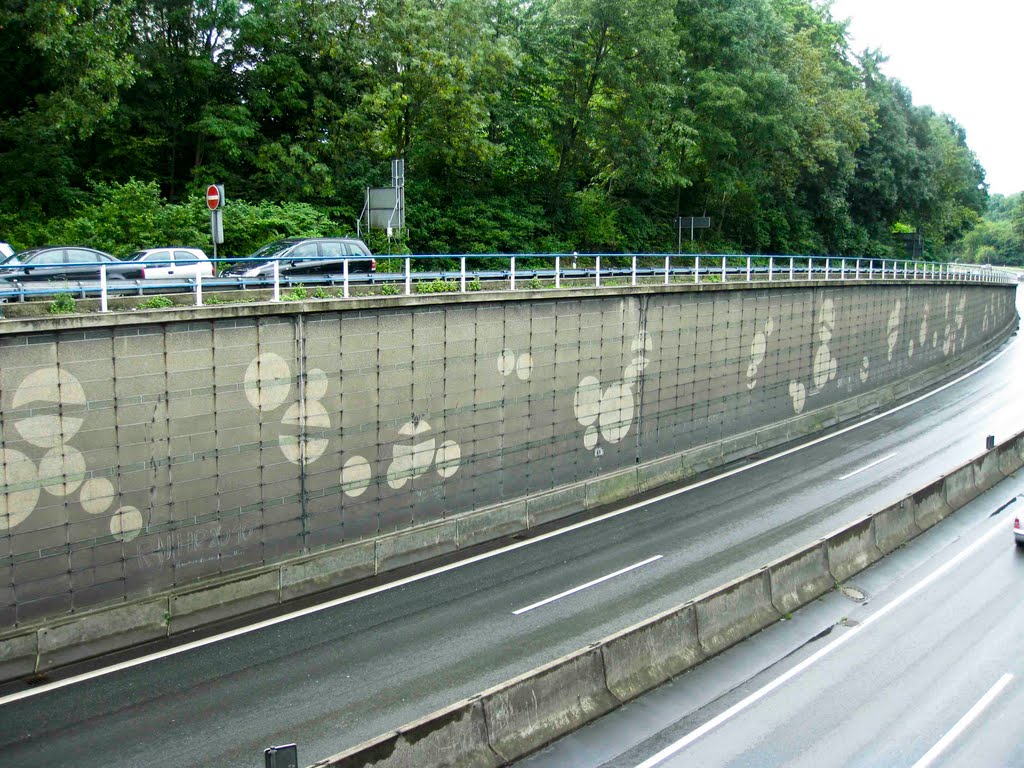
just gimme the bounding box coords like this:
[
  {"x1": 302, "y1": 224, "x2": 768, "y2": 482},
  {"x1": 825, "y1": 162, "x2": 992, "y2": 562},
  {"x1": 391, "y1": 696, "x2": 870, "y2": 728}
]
[
  {"x1": 521, "y1": 464, "x2": 1024, "y2": 768},
  {"x1": 1, "y1": 308, "x2": 1022, "y2": 767}
]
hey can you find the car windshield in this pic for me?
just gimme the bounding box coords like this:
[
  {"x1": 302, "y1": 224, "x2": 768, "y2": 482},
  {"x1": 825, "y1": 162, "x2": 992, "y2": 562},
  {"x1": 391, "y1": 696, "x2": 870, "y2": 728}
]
[
  {"x1": 127, "y1": 251, "x2": 147, "y2": 261},
  {"x1": 249, "y1": 240, "x2": 299, "y2": 260},
  {"x1": 2, "y1": 250, "x2": 37, "y2": 265}
]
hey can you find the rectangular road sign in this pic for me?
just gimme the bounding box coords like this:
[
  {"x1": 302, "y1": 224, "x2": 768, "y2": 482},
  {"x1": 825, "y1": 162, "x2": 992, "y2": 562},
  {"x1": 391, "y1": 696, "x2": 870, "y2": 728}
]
[{"x1": 676, "y1": 217, "x2": 711, "y2": 229}]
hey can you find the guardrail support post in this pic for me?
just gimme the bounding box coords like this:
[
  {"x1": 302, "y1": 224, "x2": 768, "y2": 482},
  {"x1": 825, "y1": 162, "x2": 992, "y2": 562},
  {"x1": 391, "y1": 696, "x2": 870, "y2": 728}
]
[
  {"x1": 631, "y1": 255, "x2": 637, "y2": 286},
  {"x1": 273, "y1": 259, "x2": 280, "y2": 301},
  {"x1": 746, "y1": 256, "x2": 751, "y2": 282},
  {"x1": 595, "y1": 256, "x2": 601, "y2": 287},
  {"x1": 855, "y1": 259, "x2": 861, "y2": 280},
  {"x1": 461, "y1": 257, "x2": 467, "y2": 292},
  {"x1": 721, "y1": 256, "x2": 727, "y2": 282},
  {"x1": 824, "y1": 258, "x2": 829, "y2": 280},
  {"x1": 510, "y1": 256, "x2": 516, "y2": 291},
  {"x1": 664, "y1": 256, "x2": 670, "y2": 284},
  {"x1": 790, "y1": 256, "x2": 795, "y2": 281},
  {"x1": 195, "y1": 272, "x2": 203, "y2": 306},
  {"x1": 342, "y1": 259, "x2": 350, "y2": 298},
  {"x1": 404, "y1": 257, "x2": 411, "y2": 295},
  {"x1": 694, "y1": 255, "x2": 700, "y2": 284},
  {"x1": 768, "y1": 256, "x2": 774, "y2": 282},
  {"x1": 100, "y1": 265, "x2": 108, "y2": 312}
]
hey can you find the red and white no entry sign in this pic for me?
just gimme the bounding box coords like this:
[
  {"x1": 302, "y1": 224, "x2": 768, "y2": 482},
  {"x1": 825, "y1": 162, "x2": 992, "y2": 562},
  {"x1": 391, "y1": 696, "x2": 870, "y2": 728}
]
[{"x1": 206, "y1": 184, "x2": 223, "y2": 210}]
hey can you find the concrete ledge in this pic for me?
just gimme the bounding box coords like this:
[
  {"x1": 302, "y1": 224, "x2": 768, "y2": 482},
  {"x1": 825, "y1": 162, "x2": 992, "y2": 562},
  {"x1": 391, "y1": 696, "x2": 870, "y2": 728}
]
[
  {"x1": 695, "y1": 569, "x2": 780, "y2": 656},
  {"x1": 637, "y1": 456, "x2": 684, "y2": 494},
  {"x1": 38, "y1": 598, "x2": 169, "y2": 672},
  {"x1": 909, "y1": 478, "x2": 952, "y2": 529},
  {"x1": 766, "y1": 542, "x2": 832, "y2": 615},
  {"x1": 997, "y1": 436, "x2": 1024, "y2": 477},
  {"x1": 586, "y1": 469, "x2": 639, "y2": 510},
  {"x1": 0, "y1": 630, "x2": 38, "y2": 682},
  {"x1": 376, "y1": 521, "x2": 459, "y2": 574},
  {"x1": 973, "y1": 451, "x2": 1004, "y2": 494},
  {"x1": 873, "y1": 500, "x2": 923, "y2": 555},
  {"x1": 526, "y1": 485, "x2": 587, "y2": 528},
  {"x1": 456, "y1": 502, "x2": 529, "y2": 549},
  {"x1": 316, "y1": 697, "x2": 500, "y2": 768},
  {"x1": 169, "y1": 571, "x2": 280, "y2": 634},
  {"x1": 827, "y1": 516, "x2": 881, "y2": 583},
  {"x1": 601, "y1": 603, "x2": 705, "y2": 703},
  {"x1": 280, "y1": 541, "x2": 376, "y2": 602},
  {"x1": 482, "y1": 646, "x2": 617, "y2": 763},
  {"x1": 944, "y1": 464, "x2": 979, "y2": 510}
]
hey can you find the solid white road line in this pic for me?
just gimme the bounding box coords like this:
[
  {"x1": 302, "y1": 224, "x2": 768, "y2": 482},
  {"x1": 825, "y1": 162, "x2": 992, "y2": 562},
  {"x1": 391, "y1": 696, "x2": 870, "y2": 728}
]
[
  {"x1": 838, "y1": 451, "x2": 898, "y2": 480},
  {"x1": 513, "y1": 556, "x2": 663, "y2": 615},
  {"x1": 910, "y1": 673, "x2": 1014, "y2": 768},
  {"x1": 0, "y1": 342, "x2": 1013, "y2": 707},
  {"x1": 633, "y1": 517, "x2": 1008, "y2": 768}
]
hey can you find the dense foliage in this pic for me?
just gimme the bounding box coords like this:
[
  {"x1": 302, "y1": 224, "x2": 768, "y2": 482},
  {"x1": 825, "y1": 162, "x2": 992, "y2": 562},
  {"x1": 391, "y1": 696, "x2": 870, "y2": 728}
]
[
  {"x1": 0, "y1": 0, "x2": 992, "y2": 258},
  {"x1": 952, "y1": 193, "x2": 1024, "y2": 266}
]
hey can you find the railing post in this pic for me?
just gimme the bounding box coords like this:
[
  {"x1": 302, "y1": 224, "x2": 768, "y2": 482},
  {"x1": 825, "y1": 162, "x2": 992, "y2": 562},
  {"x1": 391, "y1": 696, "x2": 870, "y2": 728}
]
[
  {"x1": 841, "y1": 258, "x2": 846, "y2": 280},
  {"x1": 807, "y1": 257, "x2": 813, "y2": 280},
  {"x1": 746, "y1": 256, "x2": 751, "y2": 282},
  {"x1": 554, "y1": 256, "x2": 560, "y2": 290},
  {"x1": 273, "y1": 259, "x2": 280, "y2": 302},
  {"x1": 631, "y1": 254, "x2": 637, "y2": 286},
  {"x1": 461, "y1": 256, "x2": 467, "y2": 292},
  {"x1": 595, "y1": 255, "x2": 601, "y2": 287},
  {"x1": 343, "y1": 258, "x2": 350, "y2": 298},
  {"x1": 790, "y1": 256, "x2": 794, "y2": 281},
  {"x1": 824, "y1": 258, "x2": 829, "y2": 280},
  {"x1": 768, "y1": 256, "x2": 774, "y2": 282},
  {"x1": 195, "y1": 270, "x2": 203, "y2": 307},
  {"x1": 855, "y1": 259, "x2": 861, "y2": 280},
  {"x1": 404, "y1": 257, "x2": 411, "y2": 295},
  {"x1": 721, "y1": 256, "x2": 727, "y2": 282},
  {"x1": 100, "y1": 264, "x2": 108, "y2": 312},
  {"x1": 664, "y1": 255, "x2": 670, "y2": 284},
  {"x1": 510, "y1": 256, "x2": 516, "y2": 291},
  {"x1": 695, "y1": 255, "x2": 700, "y2": 284}
]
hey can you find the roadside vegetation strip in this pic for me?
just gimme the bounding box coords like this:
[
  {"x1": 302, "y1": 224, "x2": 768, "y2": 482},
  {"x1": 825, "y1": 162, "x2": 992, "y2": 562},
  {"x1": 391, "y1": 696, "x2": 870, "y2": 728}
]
[{"x1": 314, "y1": 431, "x2": 1023, "y2": 768}]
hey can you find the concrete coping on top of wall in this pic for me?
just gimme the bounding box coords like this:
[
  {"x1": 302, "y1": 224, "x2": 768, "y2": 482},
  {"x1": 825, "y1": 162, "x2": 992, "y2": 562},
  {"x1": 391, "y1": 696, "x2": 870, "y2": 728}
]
[
  {"x1": 0, "y1": 276, "x2": 989, "y2": 335},
  {"x1": 0, "y1": 298, "x2": 1017, "y2": 684},
  {"x1": 312, "y1": 433, "x2": 1024, "y2": 768}
]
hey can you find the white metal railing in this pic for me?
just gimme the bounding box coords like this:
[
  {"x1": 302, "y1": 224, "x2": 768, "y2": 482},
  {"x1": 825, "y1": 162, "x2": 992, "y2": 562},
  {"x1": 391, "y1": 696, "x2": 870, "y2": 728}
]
[{"x1": 0, "y1": 254, "x2": 1011, "y2": 315}]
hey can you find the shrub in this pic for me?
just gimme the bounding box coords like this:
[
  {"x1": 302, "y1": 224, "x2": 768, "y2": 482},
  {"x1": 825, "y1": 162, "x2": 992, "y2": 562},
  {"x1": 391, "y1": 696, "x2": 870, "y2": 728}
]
[
  {"x1": 380, "y1": 284, "x2": 400, "y2": 296},
  {"x1": 48, "y1": 294, "x2": 76, "y2": 314},
  {"x1": 282, "y1": 286, "x2": 309, "y2": 301},
  {"x1": 138, "y1": 296, "x2": 175, "y2": 309},
  {"x1": 415, "y1": 278, "x2": 459, "y2": 293}
]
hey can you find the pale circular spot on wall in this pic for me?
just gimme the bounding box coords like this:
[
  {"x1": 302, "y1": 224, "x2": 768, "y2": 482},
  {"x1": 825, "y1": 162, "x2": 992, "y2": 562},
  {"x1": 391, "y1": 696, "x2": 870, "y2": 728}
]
[
  {"x1": 435, "y1": 441, "x2": 461, "y2": 478},
  {"x1": 38, "y1": 445, "x2": 86, "y2": 496},
  {"x1": 80, "y1": 477, "x2": 116, "y2": 515},
  {"x1": 497, "y1": 349, "x2": 516, "y2": 377},
  {"x1": 515, "y1": 353, "x2": 533, "y2": 381},
  {"x1": 789, "y1": 381, "x2": 806, "y2": 414},
  {"x1": 859, "y1": 356, "x2": 870, "y2": 383},
  {"x1": 599, "y1": 383, "x2": 634, "y2": 443},
  {"x1": 14, "y1": 415, "x2": 85, "y2": 450},
  {"x1": 305, "y1": 368, "x2": 329, "y2": 400},
  {"x1": 574, "y1": 376, "x2": 601, "y2": 426},
  {"x1": 750, "y1": 332, "x2": 767, "y2": 367},
  {"x1": 279, "y1": 401, "x2": 331, "y2": 465},
  {"x1": 110, "y1": 506, "x2": 143, "y2": 542},
  {"x1": 812, "y1": 345, "x2": 833, "y2": 389},
  {"x1": 0, "y1": 449, "x2": 40, "y2": 530},
  {"x1": 244, "y1": 353, "x2": 292, "y2": 410},
  {"x1": 907, "y1": 338, "x2": 915, "y2": 358},
  {"x1": 583, "y1": 426, "x2": 599, "y2": 450},
  {"x1": 341, "y1": 456, "x2": 371, "y2": 497}
]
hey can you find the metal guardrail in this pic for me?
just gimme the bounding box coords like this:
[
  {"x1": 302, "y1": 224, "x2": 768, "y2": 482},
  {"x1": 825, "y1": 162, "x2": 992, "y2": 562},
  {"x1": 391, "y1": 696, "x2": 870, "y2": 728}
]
[{"x1": 0, "y1": 254, "x2": 1012, "y2": 313}]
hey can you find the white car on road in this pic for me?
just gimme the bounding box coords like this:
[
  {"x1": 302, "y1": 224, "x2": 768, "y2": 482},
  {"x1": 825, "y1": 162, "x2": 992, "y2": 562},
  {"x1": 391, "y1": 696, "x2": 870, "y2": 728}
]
[{"x1": 129, "y1": 248, "x2": 214, "y2": 280}]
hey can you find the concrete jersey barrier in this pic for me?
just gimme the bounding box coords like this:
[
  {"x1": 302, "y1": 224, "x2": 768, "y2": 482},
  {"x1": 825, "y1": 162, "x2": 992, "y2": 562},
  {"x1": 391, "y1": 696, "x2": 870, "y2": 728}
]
[{"x1": 314, "y1": 431, "x2": 1024, "y2": 768}]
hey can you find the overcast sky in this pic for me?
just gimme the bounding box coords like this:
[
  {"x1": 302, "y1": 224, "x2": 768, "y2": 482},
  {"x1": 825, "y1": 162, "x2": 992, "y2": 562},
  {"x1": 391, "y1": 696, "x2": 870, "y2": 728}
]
[{"x1": 827, "y1": 0, "x2": 1023, "y2": 196}]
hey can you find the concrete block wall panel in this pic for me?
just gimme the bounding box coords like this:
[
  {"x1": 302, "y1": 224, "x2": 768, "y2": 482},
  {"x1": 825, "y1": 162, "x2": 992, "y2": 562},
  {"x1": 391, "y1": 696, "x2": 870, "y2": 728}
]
[{"x1": 0, "y1": 283, "x2": 1016, "y2": 630}]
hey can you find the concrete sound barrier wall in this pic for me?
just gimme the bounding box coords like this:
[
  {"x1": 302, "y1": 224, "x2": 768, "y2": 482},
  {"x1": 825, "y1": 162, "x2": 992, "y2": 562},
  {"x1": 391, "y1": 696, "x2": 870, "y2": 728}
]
[
  {"x1": 0, "y1": 281, "x2": 1016, "y2": 676},
  {"x1": 315, "y1": 431, "x2": 1024, "y2": 768}
]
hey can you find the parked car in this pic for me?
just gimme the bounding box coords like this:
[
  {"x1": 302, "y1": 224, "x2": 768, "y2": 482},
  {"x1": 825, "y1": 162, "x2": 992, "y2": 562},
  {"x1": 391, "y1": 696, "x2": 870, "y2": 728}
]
[
  {"x1": 0, "y1": 247, "x2": 140, "y2": 282},
  {"x1": 222, "y1": 238, "x2": 375, "y2": 278},
  {"x1": 128, "y1": 247, "x2": 214, "y2": 280}
]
